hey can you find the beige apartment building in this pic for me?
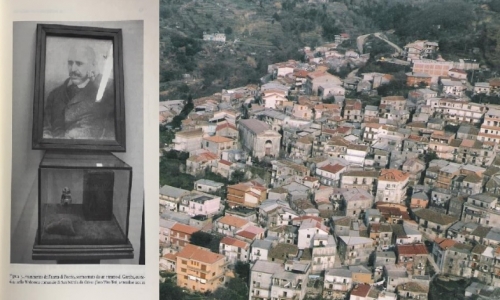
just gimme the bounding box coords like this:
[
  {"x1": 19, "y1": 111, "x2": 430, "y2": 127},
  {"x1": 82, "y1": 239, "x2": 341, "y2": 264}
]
[{"x1": 176, "y1": 244, "x2": 227, "y2": 293}]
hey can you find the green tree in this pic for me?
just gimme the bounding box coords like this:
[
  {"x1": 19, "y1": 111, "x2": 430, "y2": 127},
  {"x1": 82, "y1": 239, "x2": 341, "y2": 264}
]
[
  {"x1": 423, "y1": 152, "x2": 439, "y2": 165},
  {"x1": 230, "y1": 170, "x2": 246, "y2": 184},
  {"x1": 190, "y1": 231, "x2": 212, "y2": 247},
  {"x1": 211, "y1": 278, "x2": 248, "y2": 300},
  {"x1": 189, "y1": 232, "x2": 222, "y2": 253},
  {"x1": 321, "y1": 21, "x2": 340, "y2": 41},
  {"x1": 160, "y1": 279, "x2": 185, "y2": 300},
  {"x1": 159, "y1": 125, "x2": 175, "y2": 147},
  {"x1": 234, "y1": 261, "x2": 250, "y2": 283}
]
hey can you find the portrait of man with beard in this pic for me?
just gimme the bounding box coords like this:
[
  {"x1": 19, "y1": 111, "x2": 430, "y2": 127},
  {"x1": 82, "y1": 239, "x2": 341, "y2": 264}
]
[{"x1": 43, "y1": 40, "x2": 116, "y2": 140}]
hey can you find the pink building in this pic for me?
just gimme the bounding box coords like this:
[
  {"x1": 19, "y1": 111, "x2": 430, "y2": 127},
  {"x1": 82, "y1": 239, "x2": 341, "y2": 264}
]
[{"x1": 185, "y1": 192, "x2": 221, "y2": 217}]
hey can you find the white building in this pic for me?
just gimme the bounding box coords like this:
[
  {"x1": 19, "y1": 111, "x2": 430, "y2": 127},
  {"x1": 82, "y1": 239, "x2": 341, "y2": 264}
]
[
  {"x1": 249, "y1": 261, "x2": 282, "y2": 300},
  {"x1": 323, "y1": 268, "x2": 353, "y2": 299},
  {"x1": 250, "y1": 239, "x2": 274, "y2": 262},
  {"x1": 345, "y1": 144, "x2": 368, "y2": 166},
  {"x1": 376, "y1": 169, "x2": 410, "y2": 204},
  {"x1": 474, "y1": 82, "x2": 491, "y2": 95},
  {"x1": 297, "y1": 219, "x2": 329, "y2": 250},
  {"x1": 316, "y1": 163, "x2": 347, "y2": 187},
  {"x1": 220, "y1": 236, "x2": 250, "y2": 265},
  {"x1": 203, "y1": 32, "x2": 226, "y2": 42},
  {"x1": 342, "y1": 188, "x2": 374, "y2": 219},
  {"x1": 249, "y1": 260, "x2": 310, "y2": 300},
  {"x1": 478, "y1": 108, "x2": 500, "y2": 144},
  {"x1": 172, "y1": 129, "x2": 204, "y2": 153},
  {"x1": 183, "y1": 192, "x2": 221, "y2": 217},
  {"x1": 441, "y1": 79, "x2": 466, "y2": 97},
  {"x1": 159, "y1": 185, "x2": 190, "y2": 213},
  {"x1": 194, "y1": 179, "x2": 224, "y2": 194},
  {"x1": 263, "y1": 93, "x2": 290, "y2": 109},
  {"x1": 311, "y1": 235, "x2": 337, "y2": 274}
]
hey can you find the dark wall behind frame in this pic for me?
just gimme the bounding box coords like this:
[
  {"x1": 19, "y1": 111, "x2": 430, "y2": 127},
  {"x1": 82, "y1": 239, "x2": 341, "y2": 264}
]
[{"x1": 32, "y1": 23, "x2": 126, "y2": 152}]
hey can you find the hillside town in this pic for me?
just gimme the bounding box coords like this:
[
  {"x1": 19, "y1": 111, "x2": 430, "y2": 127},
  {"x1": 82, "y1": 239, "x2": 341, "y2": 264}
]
[{"x1": 159, "y1": 33, "x2": 500, "y2": 300}]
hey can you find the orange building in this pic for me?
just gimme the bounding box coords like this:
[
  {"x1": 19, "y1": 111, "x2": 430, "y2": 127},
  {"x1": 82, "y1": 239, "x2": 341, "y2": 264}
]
[
  {"x1": 170, "y1": 223, "x2": 199, "y2": 250},
  {"x1": 226, "y1": 181, "x2": 267, "y2": 208},
  {"x1": 176, "y1": 244, "x2": 227, "y2": 293},
  {"x1": 406, "y1": 72, "x2": 432, "y2": 87}
]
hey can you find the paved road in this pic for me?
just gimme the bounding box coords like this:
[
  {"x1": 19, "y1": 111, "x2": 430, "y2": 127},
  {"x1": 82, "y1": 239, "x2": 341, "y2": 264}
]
[
  {"x1": 356, "y1": 32, "x2": 402, "y2": 56},
  {"x1": 374, "y1": 32, "x2": 403, "y2": 55},
  {"x1": 357, "y1": 33, "x2": 371, "y2": 54}
]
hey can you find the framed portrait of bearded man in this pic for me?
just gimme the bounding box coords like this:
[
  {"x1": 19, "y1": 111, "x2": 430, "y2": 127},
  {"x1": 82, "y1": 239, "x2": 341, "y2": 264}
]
[{"x1": 32, "y1": 24, "x2": 126, "y2": 151}]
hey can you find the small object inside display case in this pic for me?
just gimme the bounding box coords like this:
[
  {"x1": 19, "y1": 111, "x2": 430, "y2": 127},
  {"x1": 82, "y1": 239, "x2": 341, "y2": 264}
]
[
  {"x1": 61, "y1": 187, "x2": 72, "y2": 206},
  {"x1": 33, "y1": 151, "x2": 134, "y2": 262}
]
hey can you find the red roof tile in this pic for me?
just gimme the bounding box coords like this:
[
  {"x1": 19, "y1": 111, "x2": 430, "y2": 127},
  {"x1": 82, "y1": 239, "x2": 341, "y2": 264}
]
[
  {"x1": 434, "y1": 238, "x2": 457, "y2": 250},
  {"x1": 397, "y1": 243, "x2": 428, "y2": 256},
  {"x1": 171, "y1": 223, "x2": 199, "y2": 235},
  {"x1": 379, "y1": 169, "x2": 410, "y2": 182},
  {"x1": 177, "y1": 244, "x2": 225, "y2": 264},
  {"x1": 320, "y1": 163, "x2": 345, "y2": 174},
  {"x1": 351, "y1": 284, "x2": 371, "y2": 297},
  {"x1": 220, "y1": 236, "x2": 249, "y2": 249}
]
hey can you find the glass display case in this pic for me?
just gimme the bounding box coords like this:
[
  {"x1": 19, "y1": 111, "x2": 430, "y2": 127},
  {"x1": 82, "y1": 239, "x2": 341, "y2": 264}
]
[{"x1": 32, "y1": 151, "x2": 134, "y2": 262}]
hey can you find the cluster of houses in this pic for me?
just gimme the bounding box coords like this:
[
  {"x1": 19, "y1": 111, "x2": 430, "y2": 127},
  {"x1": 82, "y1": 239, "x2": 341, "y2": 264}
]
[{"x1": 159, "y1": 37, "x2": 500, "y2": 300}]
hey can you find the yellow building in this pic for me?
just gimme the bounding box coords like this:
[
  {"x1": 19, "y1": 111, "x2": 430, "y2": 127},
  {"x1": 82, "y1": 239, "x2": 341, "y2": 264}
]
[{"x1": 176, "y1": 244, "x2": 227, "y2": 293}]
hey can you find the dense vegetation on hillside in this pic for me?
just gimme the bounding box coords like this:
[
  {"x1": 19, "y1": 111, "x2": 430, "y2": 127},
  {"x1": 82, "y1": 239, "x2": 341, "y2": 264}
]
[
  {"x1": 160, "y1": 0, "x2": 500, "y2": 100},
  {"x1": 159, "y1": 0, "x2": 377, "y2": 99}
]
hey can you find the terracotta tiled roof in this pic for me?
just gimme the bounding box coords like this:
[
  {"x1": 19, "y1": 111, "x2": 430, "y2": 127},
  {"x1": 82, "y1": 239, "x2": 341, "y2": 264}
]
[
  {"x1": 176, "y1": 244, "x2": 225, "y2": 264},
  {"x1": 188, "y1": 151, "x2": 219, "y2": 162},
  {"x1": 397, "y1": 243, "x2": 428, "y2": 256},
  {"x1": 218, "y1": 215, "x2": 249, "y2": 228},
  {"x1": 216, "y1": 122, "x2": 237, "y2": 131},
  {"x1": 171, "y1": 223, "x2": 199, "y2": 235},
  {"x1": 204, "y1": 135, "x2": 233, "y2": 143},
  {"x1": 293, "y1": 70, "x2": 309, "y2": 78},
  {"x1": 163, "y1": 253, "x2": 177, "y2": 261},
  {"x1": 218, "y1": 159, "x2": 233, "y2": 166},
  {"x1": 489, "y1": 78, "x2": 500, "y2": 87},
  {"x1": 320, "y1": 163, "x2": 345, "y2": 174},
  {"x1": 242, "y1": 225, "x2": 265, "y2": 235},
  {"x1": 370, "y1": 223, "x2": 381, "y2": 233},
  {"x1": 345, "y1": 99, "x2": 362, "y2": 110},
  {"x1": 379, "y1": 169, "x2": 410, "y2": 182},
  {"x1": 407, "y1": 134, "x2": 428, "y2": 142},
  {"x1": 220, "y1": 236, "x2": 249, "y2": 250},
  {"x1": 307, "y1": 70, "x2": 329, "y2": 79},
  {"x1": 434, "y1": 238, "x2": 457, "y2": 250},
  {"x1": 235, "y1": 230, "x2": 258, "y2": 240},
  {"x1": 351, "y1": 284, "x2": 371, "y2": 297}
]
